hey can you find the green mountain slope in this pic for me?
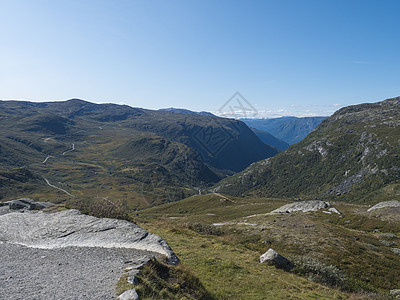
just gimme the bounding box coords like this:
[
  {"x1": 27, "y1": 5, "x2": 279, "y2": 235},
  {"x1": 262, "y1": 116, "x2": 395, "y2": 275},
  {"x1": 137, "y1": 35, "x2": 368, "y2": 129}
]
[
  {"x1": 215, "y1": 97, "x2": 400, "y2": 204},
  {"x1": 0, "y1": 99, "x2": 277, "y2": 207}
]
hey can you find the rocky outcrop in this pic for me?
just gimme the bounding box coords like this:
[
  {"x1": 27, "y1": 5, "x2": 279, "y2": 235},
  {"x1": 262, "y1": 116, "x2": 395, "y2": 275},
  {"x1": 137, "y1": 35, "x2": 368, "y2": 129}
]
[
  {"x1": 0, "y1": 209, "x2": 178, "y2": 264},
  {"x1": 5, "y1": 198, "x2": 53, "y2": 210},
  {"x1": 367, "y1": 200, "x2": 400, "y2": 212},
  {"x1": 259, "y1": 248, "x2": 294, "y2": 270},
  {"x1": 270, "y1": 200, "x2": 331, "y2": 214}
]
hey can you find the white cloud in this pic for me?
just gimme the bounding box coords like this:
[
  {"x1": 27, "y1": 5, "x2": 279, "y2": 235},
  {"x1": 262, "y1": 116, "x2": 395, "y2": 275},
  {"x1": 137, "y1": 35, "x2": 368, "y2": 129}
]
[{"x1": 213, "y1": 104, "x2": 345, "y2": 119}]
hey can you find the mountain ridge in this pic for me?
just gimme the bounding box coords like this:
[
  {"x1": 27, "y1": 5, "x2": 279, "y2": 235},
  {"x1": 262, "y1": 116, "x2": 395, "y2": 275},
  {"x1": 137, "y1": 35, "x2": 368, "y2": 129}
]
[{"x1": 215, "y1": 97, "x2": 400, "y2": 204}]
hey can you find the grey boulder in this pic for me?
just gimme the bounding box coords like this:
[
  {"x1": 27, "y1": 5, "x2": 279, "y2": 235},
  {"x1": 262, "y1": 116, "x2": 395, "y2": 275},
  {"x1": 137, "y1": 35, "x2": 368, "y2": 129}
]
[
  {"x1": 118, "y1": 289, "x2": 140, "y2": 300},
  {"x1": 260, "y1": 248, "x2": 294, "y2": 270}
]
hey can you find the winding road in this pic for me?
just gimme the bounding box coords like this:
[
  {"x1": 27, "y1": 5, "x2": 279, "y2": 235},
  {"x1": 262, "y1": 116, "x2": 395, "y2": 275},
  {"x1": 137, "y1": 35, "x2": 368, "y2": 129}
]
[
  {"x1": 40, "y1": 142, "x2": 76, "y2": 197},
  {"x1": 43, "y1": 177, "x2": 74, "y2": 197},
  {"x1": 62, "y1": 143, "x2": 75, "y2": 155}
]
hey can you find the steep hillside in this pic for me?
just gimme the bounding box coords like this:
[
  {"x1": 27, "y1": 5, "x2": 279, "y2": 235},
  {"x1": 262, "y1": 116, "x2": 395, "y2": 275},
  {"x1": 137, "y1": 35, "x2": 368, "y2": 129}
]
[
  {"x1": 0, "y1": 99, "x2": 277, "y2": 207},
  {"x1": 242, "y1": 116, "x2": 326, "y2": 145},
  {"x1": 216, "y1": 97, "x2": 400, "y2": 204},
  {"x1": 249, "y1": 127, "x2": 289, "y2": 150}
]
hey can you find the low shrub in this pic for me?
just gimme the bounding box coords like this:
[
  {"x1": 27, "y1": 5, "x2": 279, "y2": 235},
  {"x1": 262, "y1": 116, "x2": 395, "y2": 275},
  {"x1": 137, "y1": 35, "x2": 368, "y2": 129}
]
[
  {"x1": 291, "y1": 256, "x2": 346, "y2": 289},
  {"x1": 291, "y1": 256, "x2": 379, "y2": 293},
  {"x1": 186, "y1": 223, "x2": 224, "y2": 236},
  {"x1": 73, "y1": 197, "x2": 131, "y2": 221}
]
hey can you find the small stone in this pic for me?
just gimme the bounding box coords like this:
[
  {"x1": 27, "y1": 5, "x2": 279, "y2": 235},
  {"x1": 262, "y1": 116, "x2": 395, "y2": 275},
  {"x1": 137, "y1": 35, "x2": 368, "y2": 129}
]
[
  {"x1": 328, "y1": 207, "x2": 341, "y2": 214},
  {"x1": 127, "y1": 276, "x2": 138, "y2": 285},
  {"x1": 118, "y1": 289, "x2": 140, "y2": 300}
]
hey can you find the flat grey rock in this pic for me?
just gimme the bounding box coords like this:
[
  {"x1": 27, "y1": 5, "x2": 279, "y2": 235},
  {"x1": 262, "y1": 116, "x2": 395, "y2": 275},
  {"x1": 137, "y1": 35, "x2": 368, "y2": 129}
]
[
  {"x1": 367, "y1": 200, "x2": 400, "y2": 212},
  {"x1": 0, "y1": 209, "x2": 178, "y2": 264},
  {"x1": 270, "y1": 200, "x2": 331, "y2": 214}
]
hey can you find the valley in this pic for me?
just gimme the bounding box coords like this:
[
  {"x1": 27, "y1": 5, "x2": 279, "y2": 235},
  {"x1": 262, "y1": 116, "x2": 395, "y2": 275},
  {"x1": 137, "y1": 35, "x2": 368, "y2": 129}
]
[{"x1": 0, "y1": 97, "x2": 399, "y2": 299}]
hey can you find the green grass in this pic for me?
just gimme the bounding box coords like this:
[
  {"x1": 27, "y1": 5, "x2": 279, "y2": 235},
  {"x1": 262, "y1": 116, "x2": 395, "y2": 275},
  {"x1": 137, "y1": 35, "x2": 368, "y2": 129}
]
[
  {"x1": 137, "y1": 221, "x2": 348, "y2": 300},
  {"x1": 135, "y1": 195, "x2": 399, "y2": 299}
]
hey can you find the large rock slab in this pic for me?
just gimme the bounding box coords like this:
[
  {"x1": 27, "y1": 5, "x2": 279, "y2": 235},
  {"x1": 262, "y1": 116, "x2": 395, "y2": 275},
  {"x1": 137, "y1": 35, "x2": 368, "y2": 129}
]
[
  {"x1": 367, "y1": 200, "x2": 400, "y2": 212},
  {"x1": 270, "y1": 200, "x2": 330, "y2": 214},
  {"x1": 0, "y1": 209, "x2": 178, "y2": 264}
]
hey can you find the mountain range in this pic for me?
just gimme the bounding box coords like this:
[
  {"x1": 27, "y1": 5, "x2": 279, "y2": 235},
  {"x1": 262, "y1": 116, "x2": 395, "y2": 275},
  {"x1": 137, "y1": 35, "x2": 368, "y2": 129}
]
[
  {"x1": 242, "y1": 116, "x2": 326, "y2": 145},
  {"x1": 0, "y1": 99, "x2": 278, "y2": 207}
]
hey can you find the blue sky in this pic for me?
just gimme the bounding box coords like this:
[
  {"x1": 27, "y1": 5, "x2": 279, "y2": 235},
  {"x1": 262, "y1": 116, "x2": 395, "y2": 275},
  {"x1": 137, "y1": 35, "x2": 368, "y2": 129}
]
[{"x1": 1, "y1": 0, "x2": 400, "y2": 117}]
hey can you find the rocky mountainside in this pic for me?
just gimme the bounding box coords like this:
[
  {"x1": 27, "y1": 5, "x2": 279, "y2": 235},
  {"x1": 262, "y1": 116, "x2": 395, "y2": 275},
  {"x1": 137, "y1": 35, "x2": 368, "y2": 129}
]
[
  {"x1": 242, "y1": 116, "x2": 326, "y2": 145},
  {"x1": 0, "y1": 99, "x2": 277, "y2": 207},
  {"x1": 215, "y1": 97, "x2": 400, "y2": 203}
]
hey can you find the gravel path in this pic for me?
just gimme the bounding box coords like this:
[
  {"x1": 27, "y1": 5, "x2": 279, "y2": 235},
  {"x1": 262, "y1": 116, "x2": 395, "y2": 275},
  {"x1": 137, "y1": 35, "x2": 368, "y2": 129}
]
[{"x1": 0, "y1": 242, "x2": 151, "y2": 300}]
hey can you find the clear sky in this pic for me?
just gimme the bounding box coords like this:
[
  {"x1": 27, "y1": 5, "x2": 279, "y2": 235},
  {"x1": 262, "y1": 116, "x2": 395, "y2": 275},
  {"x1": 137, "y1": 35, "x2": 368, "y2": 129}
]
[{"x1": 1, "y1": 0, "x2": 400, "y2": 117}]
